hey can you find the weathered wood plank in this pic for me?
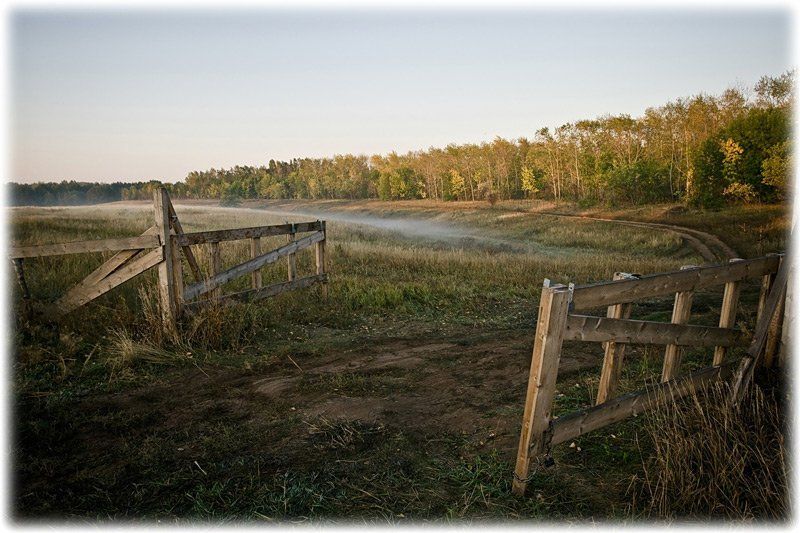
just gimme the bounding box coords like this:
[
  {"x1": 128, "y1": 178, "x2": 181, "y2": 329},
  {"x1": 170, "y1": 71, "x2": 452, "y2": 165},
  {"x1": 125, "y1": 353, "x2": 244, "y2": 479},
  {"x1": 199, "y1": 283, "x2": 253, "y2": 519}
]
[
  {"x1": 185, "y1": 274, "x2": 327, "y2": 310},
  {"x1": 167, "y1": 203, "x2": 203, "y2": 283},
  {"x1": 177, "y1": 221, "x2": 323, "y2": 246},
  {"x1": 596, "y1": 272, "x2": 633, "y2": 405},
  {"x1": 183, "y1": 231, "x2": 324, "y2": 301},
  {"x1": 550, "y1": 361, "x2": 737, "y2": 446},
  {"x1": 315, "y1": 223, "x2": 327, "y2": 299},
  {"x1": 55, "y1": 247, "x2": 164, "y2": 315},
  {"x1": 10, "y1": 234, "x2": 161, "y2": 259},
  {"x1": 80, "y1": 226, "x2": 158, "y2": 289},
  {"x1": 154, "y1": 188, "x2": 179, "y2": 336},
  {"x1": 251, "y1": 237, "x2": 263, "y2": 290},
  {"x1": 661, "y1": 281, "x2": 694, "y2": 382},
  {"x1": 564, "y1": 314, "x2": 743, "y2": 347},
  {"x1": 209, "y1": 242, "x2": 222, "y2": 300},
  {"x1": 713, "y1": 259, "x2": 744, "y2": 365},
  {"x1": 287, "y1": 226, "x2": 297, "y2": 282},
  {"x1": 512, "y1": 283, "x2": 571, "y2": 497},
  {"x1": 571, "y1": 255, "x2": 781, "y2": 311}
]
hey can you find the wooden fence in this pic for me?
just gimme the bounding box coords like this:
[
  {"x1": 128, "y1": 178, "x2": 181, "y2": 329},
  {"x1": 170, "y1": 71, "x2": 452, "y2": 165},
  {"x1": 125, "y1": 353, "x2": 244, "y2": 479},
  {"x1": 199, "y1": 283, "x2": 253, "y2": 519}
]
[
  {"x1": 512, "y1": 253, "x2": 788, "y2": 496},
  {"x1": 10, "y1": 188, "x2": 327, "y2": 334}
]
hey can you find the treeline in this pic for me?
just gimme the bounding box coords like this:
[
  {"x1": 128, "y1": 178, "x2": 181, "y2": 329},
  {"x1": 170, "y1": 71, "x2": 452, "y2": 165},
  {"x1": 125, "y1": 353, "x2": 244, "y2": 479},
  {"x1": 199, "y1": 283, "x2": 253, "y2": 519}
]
[{"x1": 10, "y1": 72, "x2": 792, "y2": 208}]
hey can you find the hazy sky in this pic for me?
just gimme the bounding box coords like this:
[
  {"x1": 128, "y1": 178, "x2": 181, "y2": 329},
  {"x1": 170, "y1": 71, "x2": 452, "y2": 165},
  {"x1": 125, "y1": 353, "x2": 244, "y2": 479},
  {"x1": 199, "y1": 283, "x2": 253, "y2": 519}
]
[{"x1": 11, "y1": 9, "x2": 792, "y2": 183}]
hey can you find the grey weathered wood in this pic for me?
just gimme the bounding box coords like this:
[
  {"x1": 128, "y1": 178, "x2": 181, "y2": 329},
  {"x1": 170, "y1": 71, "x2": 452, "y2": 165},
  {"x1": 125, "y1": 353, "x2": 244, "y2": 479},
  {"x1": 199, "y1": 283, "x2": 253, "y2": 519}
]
[
  {"x1": 154, "y1": 188, "x2": 179, "y2": 336},
  {"x1": 185, "y1": 274, "x2": 327, "y2": 310},
  {"x1": 512, "y1": 284, "x2": 571, "y2": 497},
  {"x1": 551, "y1": 361, "x2": 737, "y2": 446},
  {"x1": 209, "y1": 242, "x2": 222, "y2": 300},
  {"x1": 167, "y1": 202, "x2": 202, "y2": 283},
  {"x1": 315, "y1": 221, "x2": 327, "y2": 299},
  {"x1": 287, "y1": 224, "x2": 297, "y2": 282},
  {"x1": 571, "y1": 255, "x2": 781, "y2": 311},
  {"x1": 10, "y1": 234, "x2": 161, "y2": 259},
  {"x1": 730, "y1": 255, "x2": 790, "y2": 404},
  {"x1": 661, "y1": 285, "x2": 694, "y2": 382},
  {"x1": 763, "y1": 257, "x2": 785, "y2": 368},
  {"x1": 564, "y1": 314, "x2": 743, "y2": 347},
  {"x1": 55, "y1": 247, "x2": 164, "y2": 315},
  {"x1": 596, "y1": 273, "x2": 633, "y2": 405},
  {"x1": 176, "y1": 221, "x2": 323, "y2": 246},
  {"x1": 79, "y1": 226, "x2": 158, "y2": 289},
  {"x1": 12, "y1": 258, "x2": 31, "y2": 299},
  {"x1": 183, "y1": 230, "x2": 324, "y2": 301},
  {"x1": 713, "y1": 259, "x2": 744, "y2": 365},
  {"x1": 251, "y1": 237, "x2": 263, "y2": 290}
]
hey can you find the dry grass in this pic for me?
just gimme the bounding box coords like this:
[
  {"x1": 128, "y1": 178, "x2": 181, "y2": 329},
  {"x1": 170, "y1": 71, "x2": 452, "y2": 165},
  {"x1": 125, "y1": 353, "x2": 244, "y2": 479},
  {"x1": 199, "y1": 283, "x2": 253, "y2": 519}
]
[{"x1": 629, "y1": 379, "x2": 788, "y2": 521}]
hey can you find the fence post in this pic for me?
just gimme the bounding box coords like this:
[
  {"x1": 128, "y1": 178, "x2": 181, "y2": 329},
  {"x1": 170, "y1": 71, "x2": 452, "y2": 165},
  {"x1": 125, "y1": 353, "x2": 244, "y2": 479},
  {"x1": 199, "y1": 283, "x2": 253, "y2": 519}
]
[
  {"x1": 756, "y1": 254, "x2": 780, "y2": 324},
  {"x1": 251, "y1": 237, "x2": 262, "y2": 290},
  {"x1": 209, "y1": 242, "x2": 222, "y2": 300},
  {"x1": 763, "y1": 255, "x2": 785, "y2": 368},
  {"x1": 315, "y1": 220, "x2": 328, "y2": 299},
  {"x1": 661, "y1": 265, "x2": 697, "y2": 382},
  {"x1": 596, "y1": 272, "x2": 633, "y2": 405},
  {"x1": 153, "y1": 188, "x2": 179, "y2": 338},
  {"x1": 512, "y1": 281, "x2": 571, "y2": 497},
  {"x1": 287, "y1": 223, "x2": 297, "y2": 282},
  {"x1": 713, "y1": 258, "x2": 743, "y2": 366}
]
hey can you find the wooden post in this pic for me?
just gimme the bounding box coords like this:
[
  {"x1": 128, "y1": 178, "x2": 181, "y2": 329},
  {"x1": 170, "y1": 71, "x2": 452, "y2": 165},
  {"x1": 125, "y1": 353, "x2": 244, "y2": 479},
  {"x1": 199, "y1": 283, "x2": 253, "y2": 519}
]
[
  {"x1": 512, "y1": 281, "x2": 571, "y2": 497},
  {"x1": 763, "y1": 256, "x2": 785, "y2": 368},
  {"x1": 153, "y1": 188, "x2": 179, "y2": 337},
  {"x1": 661, "y1": 265, "x2": 697, "y2": 382},
  {"x1": 287, "y1": 223, "x2": 297, "y2": 282},
  {"x1": 596, "y1": 273, "x2": 634, "y2": 405},
  {"x1": 315, "y1": 221, "x2": 327, "y2": 299},
  {"x1": 713, "y1": 258, "x2": 743, "y2": 366},
  {"x1": 779, "y1": 254, "x2": 792, "y2": 368},
  {"x1": 210, "y1": 242, "x2": 222, "y2": 300},
  {"x1": 12, "y1": 258, "x2": 31, "y2": 300},
  {"x1": 251, "y1": 237, "x2": 262, "y2": 290},
  {"x1": 756, "y1": 255, "x2": 779, "y2": 324}
]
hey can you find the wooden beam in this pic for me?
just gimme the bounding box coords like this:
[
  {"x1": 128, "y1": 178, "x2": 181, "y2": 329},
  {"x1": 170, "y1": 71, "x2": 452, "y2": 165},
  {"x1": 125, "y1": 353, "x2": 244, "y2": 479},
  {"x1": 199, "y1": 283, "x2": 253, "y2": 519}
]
[
  {"x1": 185, "y1": 274, "x2": 327, "y2": 310},
  {"x1": 287, "y1": 224, "x2": 297, "y2": 282},
  {"x1": 763, "y1": 257, "x2": 785, "y2": 368},
  {"x1": 10, "y1": 234, "x2": 161, "y2": 259},
  {"x1": 661, "y1": 276, "x2": 695, "y2": 382},
  {"x1": 183, "y1": 230, "x2": 324, "y2": 301},
  {"x1": 713, "y1": 259, "x2": 744, "y2": 366},
  {"x1": 316, "y1": 221, "x2": 327, "y2": 299},
  {"x1": 512, "y1": 283, "x2": 571, "y2": 497},
  {"x1": 55, "y1": 247, "x2": 164, "y2": 315},
  {"x1": 571, "y1": 255, "x2": 781, "y2": 311},
  {"x1": 153, "y1": 188, "x2": 178, "y2": 337},
  {"x1": 564, "y1": 314, "x2": 743, "y2": 347},
  {"x1": 176, "y1": 221, "x2": 323, "y2": 246},
  {"x1": 251, "y1": 237, "x2": 263, "y2": 290},
  {"x1": 550, "y1": 361, "x2": 737, "y2": 446},
  {"x1": 209, "y1": 241, "x2": 222, "y2": 300},
  {"x1": 596, "y1": 272, "x2": 634, "y2": 405},
  {"x1": 167, "y1": 203, "x2": 203, "y2": 283}
]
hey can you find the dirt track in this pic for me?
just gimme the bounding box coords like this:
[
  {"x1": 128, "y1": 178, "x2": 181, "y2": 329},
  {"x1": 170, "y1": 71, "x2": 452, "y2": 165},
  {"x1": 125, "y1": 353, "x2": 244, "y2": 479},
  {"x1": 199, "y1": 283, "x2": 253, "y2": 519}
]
[{"x1": 543, "y1": 213, "x2": 738, "y2": 263}]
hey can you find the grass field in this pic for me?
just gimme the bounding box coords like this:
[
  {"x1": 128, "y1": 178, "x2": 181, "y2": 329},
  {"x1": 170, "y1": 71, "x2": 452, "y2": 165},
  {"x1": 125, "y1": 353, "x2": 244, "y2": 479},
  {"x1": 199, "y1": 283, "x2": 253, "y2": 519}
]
[{"x1": 10, "y1": 199, "x2": 789, "y2": 522}]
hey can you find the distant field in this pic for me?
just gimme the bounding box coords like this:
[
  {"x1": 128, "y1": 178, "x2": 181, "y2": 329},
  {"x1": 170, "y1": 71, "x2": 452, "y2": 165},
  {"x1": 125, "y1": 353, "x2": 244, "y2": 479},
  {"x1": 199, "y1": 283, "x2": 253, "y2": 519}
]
[{"x1": 10, "y1": 200, "x2": 788, "y2": 521}]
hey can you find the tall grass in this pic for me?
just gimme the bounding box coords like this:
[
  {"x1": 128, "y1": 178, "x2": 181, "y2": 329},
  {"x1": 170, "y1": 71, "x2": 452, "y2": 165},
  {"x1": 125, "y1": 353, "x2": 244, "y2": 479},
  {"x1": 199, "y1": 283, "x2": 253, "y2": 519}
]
[{"x1": 630, "y1": 379, "x2": 788, "y2": 521}]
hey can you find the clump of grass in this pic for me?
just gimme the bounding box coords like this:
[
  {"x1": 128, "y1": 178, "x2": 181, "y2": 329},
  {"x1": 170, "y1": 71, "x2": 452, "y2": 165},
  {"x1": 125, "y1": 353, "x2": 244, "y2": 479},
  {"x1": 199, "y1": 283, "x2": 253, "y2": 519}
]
[
  {"x1": 104, "y1": 329, "x2": 179, "y2": 379},
  {"x1": 629, "y1": 380, "x2": 787, "y2": 521},
  {"x1": 304, "y1": 417, "x2": 385, "y2": 451}
]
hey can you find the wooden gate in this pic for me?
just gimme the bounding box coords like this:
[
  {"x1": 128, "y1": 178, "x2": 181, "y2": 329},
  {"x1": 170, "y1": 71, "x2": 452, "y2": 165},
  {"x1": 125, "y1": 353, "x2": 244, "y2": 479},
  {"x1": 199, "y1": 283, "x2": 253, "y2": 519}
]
[
  {"x1": 10, "y1": 188, "x2": 328, "y2": 335},
  {"x1": 512, "y1": 254, "x2": 788, "y2": 496}
]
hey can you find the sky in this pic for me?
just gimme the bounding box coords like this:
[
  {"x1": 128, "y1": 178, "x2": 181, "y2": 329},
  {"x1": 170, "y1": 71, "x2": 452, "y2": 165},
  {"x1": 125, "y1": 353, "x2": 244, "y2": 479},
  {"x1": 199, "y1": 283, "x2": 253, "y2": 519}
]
[{"x1": 10, "y1": 8, "x2": 793, "y2": 183}]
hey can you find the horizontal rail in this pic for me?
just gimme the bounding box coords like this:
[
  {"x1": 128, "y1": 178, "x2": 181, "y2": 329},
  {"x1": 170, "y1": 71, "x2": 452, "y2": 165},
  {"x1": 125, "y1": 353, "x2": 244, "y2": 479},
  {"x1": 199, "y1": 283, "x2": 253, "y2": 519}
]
[
  {"x1": 185, "y1": 274, "x2": 327, "y2": 310},
  {"x1": 9, "y1": 234, "x2": 161, "y2": 259},
  {"x1": 549, "y1": 361, "x2": 737, "y2": 446},
  {"x1": 564, "y1": 314, "x2": 745, "y2": 347},
  {"x1": 54, "y1": 246, "x2": 164, "y2": 315},
  {"x1": 177, "y1": 221, "x2": 323, "y2": 246},
  {"x1": 571, "y1": 255, "x2": 781, "y2": 310},
  {"x1": 183, "y1": 230, "x2": 324, "y2": 301}
]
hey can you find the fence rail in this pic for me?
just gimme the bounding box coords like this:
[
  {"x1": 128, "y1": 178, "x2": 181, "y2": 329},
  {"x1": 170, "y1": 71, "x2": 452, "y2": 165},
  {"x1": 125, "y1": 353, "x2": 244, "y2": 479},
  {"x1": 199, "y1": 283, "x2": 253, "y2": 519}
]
[
  {"x1": 9, "y1": 188, "x2": 328, "y2": 333},
  {"x1": 512, "y1": 253, "x2": 787, "y2": 497}
]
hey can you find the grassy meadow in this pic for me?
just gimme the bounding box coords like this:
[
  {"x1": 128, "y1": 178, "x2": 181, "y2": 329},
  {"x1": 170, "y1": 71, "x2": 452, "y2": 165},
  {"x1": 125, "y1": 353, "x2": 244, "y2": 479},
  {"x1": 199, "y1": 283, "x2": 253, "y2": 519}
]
[{"x1": 10, "y1": 199, "x2": 789, "y2": 521}]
